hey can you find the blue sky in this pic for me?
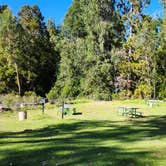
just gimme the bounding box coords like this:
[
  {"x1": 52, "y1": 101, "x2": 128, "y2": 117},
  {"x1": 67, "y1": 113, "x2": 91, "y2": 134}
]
[
  {"x1": 0, "y1": 0, "x2": 164, "y2": 25},
  {"x1": 0, "y1": 0, "x2": 73, "y2": 25}
]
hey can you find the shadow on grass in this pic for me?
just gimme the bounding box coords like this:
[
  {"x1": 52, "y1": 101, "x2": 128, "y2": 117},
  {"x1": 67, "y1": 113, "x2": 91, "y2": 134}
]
[{"x1": 0, "y1": 115, "x2": 166, "y2": 166}]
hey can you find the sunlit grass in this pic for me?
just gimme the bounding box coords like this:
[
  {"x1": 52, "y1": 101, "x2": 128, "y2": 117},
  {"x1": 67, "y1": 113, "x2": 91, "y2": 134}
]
[{"x1": 0, "y1": 99, "x2": 166, "y2": 166}]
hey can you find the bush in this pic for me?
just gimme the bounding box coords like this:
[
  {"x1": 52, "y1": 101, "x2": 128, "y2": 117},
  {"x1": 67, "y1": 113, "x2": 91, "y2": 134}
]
[
  {"x1": 23, "y1": 91, "x2": 39, "y2": 104},
  {"x1": 91, "y1": 90, "x2": 112, "y2": 101},
  {"x1": 0, "y1": 92, "x2": 40, "y2": 111},
  {"x1": 47, "y1": 79, "x2": 80, "y2": 100},
  {"x1": 112, "y1": 90, "x2": 132, "y2": 100},
  {"x1": 0, "y1": 93, "x2": 22, "y2": 111},
  {"x1": 158, "y1": 84, "x2": 166, "y2": 99},
  {"x1": 47, "y1": 86, "x2": 60, "y2": 100},
  {"x1": 134, "y1": 84, "x2": 152, "y2": 99}
]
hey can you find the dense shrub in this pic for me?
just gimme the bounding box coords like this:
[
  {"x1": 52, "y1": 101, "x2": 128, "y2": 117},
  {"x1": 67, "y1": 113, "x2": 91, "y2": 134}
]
[
  {"x1": 0, "y1": 92, "x2": 40, "y2": 111},
  {"x1": 46, "y1": 86, "x2": 59, "y2": 100},
  {"x1": 158, "y1": 84, "x2": 166, "y2": 99},
  {"x1": 134, "y1": 84, "x2": 152, "y2": 99},
  {"x1": 23, "y1": 91, "x2": 39, "y2": 103},
  {"x1": 0, "y1": 93, "x2": 22, "y2": 111},
  {"x1": 112, "y1": 90, "x2": 132, "y2": 100}
]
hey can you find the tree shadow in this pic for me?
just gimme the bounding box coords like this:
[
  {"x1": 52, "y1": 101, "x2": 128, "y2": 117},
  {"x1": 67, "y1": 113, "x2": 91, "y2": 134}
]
[
  {"x1": 0, "y1": 116, "x2": 166, "y2": 166},
  {"x1": 131, "y1": 115, "x2": 166, "y2": 138}
]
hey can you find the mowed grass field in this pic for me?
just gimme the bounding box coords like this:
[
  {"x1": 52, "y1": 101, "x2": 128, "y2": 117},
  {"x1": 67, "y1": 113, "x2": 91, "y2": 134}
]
[{"x1": 0, "y1": 100, "x2": 166, "y2": 166}]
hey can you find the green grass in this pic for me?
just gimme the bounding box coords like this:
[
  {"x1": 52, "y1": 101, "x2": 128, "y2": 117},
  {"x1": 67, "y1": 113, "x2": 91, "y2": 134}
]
[{"x1": 0, "y1": 99, "x2": 166, "y2": 166}]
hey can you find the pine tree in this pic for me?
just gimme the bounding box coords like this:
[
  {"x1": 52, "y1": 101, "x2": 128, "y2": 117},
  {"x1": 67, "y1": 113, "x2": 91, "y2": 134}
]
[
  {"x1": 49, "y1": 0, "x2": 125, "y2": 100},
  {"x1": 0, "y1": 7, "x2": 25, "y2": 95},
  {"x1": 114, "y1": 0, "x2": 151, "y2": 97},
  {"x1": 18, "y1": 5, "x2": 59, "y2": 96},
  {"x1": 157, "y1": 1, "x2": 166, "y2": 98},
  {"x1": 64, "y1": 0, "x2": 87, "y2": 38}
]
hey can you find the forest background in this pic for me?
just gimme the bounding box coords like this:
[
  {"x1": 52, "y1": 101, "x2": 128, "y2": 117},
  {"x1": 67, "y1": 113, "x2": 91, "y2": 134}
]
[{"x1": 0, "y1": 0, "x2": 166, "y2": 101}]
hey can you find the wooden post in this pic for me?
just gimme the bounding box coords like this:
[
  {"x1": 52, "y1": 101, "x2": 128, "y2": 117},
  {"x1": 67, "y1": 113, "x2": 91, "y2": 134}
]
[
  {"x1": 62, "y1": 101, "x2": 64, "y2": 119},
  {"x1": 42, "y1": 103, "x2": 45, "y2": 114}
]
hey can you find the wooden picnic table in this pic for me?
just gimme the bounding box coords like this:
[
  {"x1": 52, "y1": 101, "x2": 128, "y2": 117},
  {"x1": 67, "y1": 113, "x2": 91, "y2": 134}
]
[{"x1": 118, "y1": 106, "x2": 143, "y2": 118}]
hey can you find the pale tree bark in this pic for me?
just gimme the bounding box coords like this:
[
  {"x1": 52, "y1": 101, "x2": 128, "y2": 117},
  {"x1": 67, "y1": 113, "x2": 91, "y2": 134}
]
[{"x1": 15, "y1": 63, "x2": 21, "y2": 95}]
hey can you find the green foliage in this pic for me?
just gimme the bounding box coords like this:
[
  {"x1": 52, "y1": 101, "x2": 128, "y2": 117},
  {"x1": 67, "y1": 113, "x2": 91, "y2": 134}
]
[
  {"x1": 158, "y1": 83, "x2": 166, "y2": 99},
  {"x1": 134, "y1": 84, "x2": 153, "y2": 99},
  {"x1": 17, "y1": 5, "x2": 59, "y2": 96},
  {"x1": 112, "y1": 90, "x2": 132, "y2": 100},
  {"x1": 0, "y1": 6, "x2": 30, "y2": 94},
  {"x1": 23, "y1": 91, "x2": 39, "y2": 103},
  {"x1": 0, "y1": 5, "x2": 60, "y2": 96},
  {"x1": 46, "y1": 87, "x2": 59, "y2": 100},
  {"x1": 0, "y1": 93, "x2": 22, "y2": 110},
  {"x1": 64, "y1": 0, "x2": 87, "y2": 38},
  {"x1": 115, "y1": 15, "x2": 160, "y2": 99},
  {"x1": 0, "y1": 2, "x2": 165, "y2": 100},
  {"x1": 49, "y1": 0, "x2": 124, "y2": 100},
  {"x1": 0, "y1": 93, "x2": 40, "y2": 111},
  {"x1": 61, "y1": 80, "x2": 80, "y2": 99},
  {"x1": 48, "y1": 38, "x2": 85, "y2": 99}
]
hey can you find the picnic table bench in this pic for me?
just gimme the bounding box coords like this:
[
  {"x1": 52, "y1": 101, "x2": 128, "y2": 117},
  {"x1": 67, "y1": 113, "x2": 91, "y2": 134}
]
[
  {"x1": 118, "y1": 106, "x2": 143, "y2": 118},
  {"x1": 57, "y1": 104, "x2": 76, "y2": 116},
  {"x1": 145, "y1": 99, "x2": 164, "y2": 107},
  {"x1": 0, "y1": 106, "x2": 11, "y2": 112}
]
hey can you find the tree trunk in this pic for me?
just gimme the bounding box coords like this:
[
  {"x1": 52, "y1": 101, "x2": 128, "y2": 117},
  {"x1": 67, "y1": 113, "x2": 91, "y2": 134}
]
[
  {"x1": 153, "y1": 79, "x2": 156, "y2": 99},
  {"x1": 127, "y1": 2, "x2": 133, "y2": 90},
  {"x1": 62, "y1": 101, "x2": 64, "y2": 119},
  {"x1": 15, "y1": 63, "x2": 21, "y2": 95}
]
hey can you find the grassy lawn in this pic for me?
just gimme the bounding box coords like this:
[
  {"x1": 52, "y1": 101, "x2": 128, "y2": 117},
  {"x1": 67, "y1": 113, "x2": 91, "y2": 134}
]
[{"x1": 0, "y1": 100, "x2": 166, "y2": 166}]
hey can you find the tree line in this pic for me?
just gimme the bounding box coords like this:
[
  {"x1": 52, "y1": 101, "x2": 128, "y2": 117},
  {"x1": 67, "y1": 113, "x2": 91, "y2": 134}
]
[{"x1": 0, "y1": 0, "x2": 166, "y2": 100}]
